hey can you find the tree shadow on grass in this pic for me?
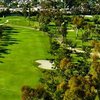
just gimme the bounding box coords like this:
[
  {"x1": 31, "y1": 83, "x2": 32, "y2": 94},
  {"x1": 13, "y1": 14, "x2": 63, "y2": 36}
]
[
  {"x1": 0, "y1": 47, "x2": 9, "y2": 54},
  {"x1": 0, "y1": 26, "x2": 20, "y2": 63}
]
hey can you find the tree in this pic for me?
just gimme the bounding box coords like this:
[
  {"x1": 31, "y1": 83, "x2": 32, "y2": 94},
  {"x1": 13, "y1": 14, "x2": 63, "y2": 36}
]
[
  {"x1": 60, "y1": 21, "x2": 68, "y2": 43},
  {"x1": 0, "y1": 25, "x2": 3, "y2": 38},
  {"x1": 90, "y1": 40, "x2": 100, "y2": 99},
  {"x1": 38, "y1": 10, "x2": 52, "y2": 32},
  {"x1": 22, "y1": 4, "x2": 27, "y2": 18},
  {"x1": 54, "y1": 9, "x2": 64, "y2": 32},
  {"x1": 72, "y1": 16, "x2": 84, "y2": 38},
  {"x1": 4, "y1": 0, "x2": 12, "y2": 4}
]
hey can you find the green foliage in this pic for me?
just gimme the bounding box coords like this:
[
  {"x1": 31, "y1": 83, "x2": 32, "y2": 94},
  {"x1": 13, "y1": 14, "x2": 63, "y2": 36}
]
[
  {"x1": 72, "y1": 16, "x2": 85, "y2": 29},
  {"x1": 30, "y1": 13, "x2": 100, "y2": 100},
  {"x1": 38, "y1": 10, "x2": 52, "y2": 32},
  {"x1": 22, "y1": 4, "x2": 28, "y2": 17},
  {"x1": 0, "y1": 25, "x2": 3, "y2": 38},
  {"x1": 54, "y1": 10, "x2": 64, "y2": 27}
]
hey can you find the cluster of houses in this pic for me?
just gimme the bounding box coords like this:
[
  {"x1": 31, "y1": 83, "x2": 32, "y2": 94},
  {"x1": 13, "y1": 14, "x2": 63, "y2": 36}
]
[
  {"x1": 0, "y1": 0, "x2": 64, "y2": 4},
  {"x1": 0, "y1": 0, "x2": 64, "y2": 12},
  {"x1": 0, "y1": 0, "x2": 100, "y2": 14}
]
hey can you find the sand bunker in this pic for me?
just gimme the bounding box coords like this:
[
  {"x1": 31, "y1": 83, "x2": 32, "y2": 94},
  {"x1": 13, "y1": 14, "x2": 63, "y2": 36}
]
[
  {"x1": 67, "y1": 30, "x2": 74, "y2": 32},
  {"x1": 36, "y1": 60, "x2": 54, "y2": 70}
]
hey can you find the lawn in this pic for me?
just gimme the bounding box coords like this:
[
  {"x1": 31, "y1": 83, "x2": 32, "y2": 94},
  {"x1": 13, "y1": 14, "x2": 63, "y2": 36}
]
[
  {"x1": 0, "y1": 16, "x2": 39, "y2": 28},
  {"x1": 0, "y1": 16, "x2": 50, "y2": 100}
]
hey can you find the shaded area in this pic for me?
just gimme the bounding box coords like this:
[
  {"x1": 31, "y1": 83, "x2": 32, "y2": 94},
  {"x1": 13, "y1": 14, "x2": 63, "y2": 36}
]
[{"x1": 0, "y1": 26, "x2": 19, "y2": 63}]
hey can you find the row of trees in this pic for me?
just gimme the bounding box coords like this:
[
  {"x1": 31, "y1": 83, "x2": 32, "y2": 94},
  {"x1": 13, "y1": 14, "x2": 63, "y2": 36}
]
[
  {"x1": 21, "y1": 1, "x2": 100, "y2": 100},
  {"x1": 0, "y1": 0, "x2": 100, "y2": 14},
  {"x1": 39, "y1": 0, "x2": 100, "y2": 14}
]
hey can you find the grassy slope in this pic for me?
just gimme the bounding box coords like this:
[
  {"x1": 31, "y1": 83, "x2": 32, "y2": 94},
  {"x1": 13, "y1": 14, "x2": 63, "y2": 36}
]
[{"x1": 0, "y1": 17, "x2": 50, "y2": 100}]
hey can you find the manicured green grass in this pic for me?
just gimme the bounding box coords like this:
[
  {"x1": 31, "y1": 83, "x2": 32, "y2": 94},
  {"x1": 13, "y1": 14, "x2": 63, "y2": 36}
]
[
  {"x1": 67, "y1": 30, "x2": 83, "y2": 47},
  {"x1": 0, "y1": 16, "x2": 50, "y2": 100},
  {"x1": 0, "y1": 16, "x2": 39, "y2": 28}
]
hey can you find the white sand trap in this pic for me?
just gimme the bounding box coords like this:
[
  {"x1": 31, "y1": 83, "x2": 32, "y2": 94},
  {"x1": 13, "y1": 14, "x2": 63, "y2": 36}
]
[
  {"x1": 68, "y1": 30, "x2": 74, "y2": 32},
  {"x1": 84, "y1": 15, "x2": 93, "y2": 17},
  {"x1": 36, "y1": 60, "x2": 54, "y2": 70}
]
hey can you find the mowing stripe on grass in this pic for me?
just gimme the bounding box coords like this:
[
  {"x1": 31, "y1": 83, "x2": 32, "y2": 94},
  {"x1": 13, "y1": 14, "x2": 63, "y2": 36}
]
[{"x1": 0, "y1": 26, "x2": 50, "y2": 100}]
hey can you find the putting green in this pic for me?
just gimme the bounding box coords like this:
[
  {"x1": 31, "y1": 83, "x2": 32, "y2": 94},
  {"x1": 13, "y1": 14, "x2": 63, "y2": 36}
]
[{"x1": 0, "y1": 25, "x2": 50, "y2": 100}]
